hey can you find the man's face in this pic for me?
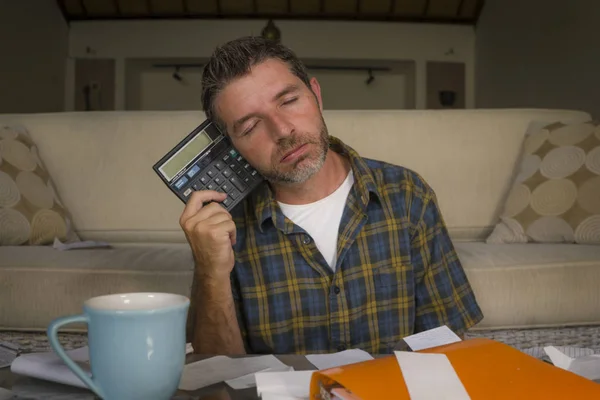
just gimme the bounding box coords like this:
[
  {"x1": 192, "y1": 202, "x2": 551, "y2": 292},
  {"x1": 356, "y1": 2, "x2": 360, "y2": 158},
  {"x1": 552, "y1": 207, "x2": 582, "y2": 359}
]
[{"x1": 214, "y1": 59, "x2": 329, "y2": 185}]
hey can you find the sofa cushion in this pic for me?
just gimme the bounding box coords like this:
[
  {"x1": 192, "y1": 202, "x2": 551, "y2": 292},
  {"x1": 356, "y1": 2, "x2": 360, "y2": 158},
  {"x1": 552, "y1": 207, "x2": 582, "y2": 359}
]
[
  {"x1": 457, "y1": 241, "x2": 600, "y2": 329},
  {"x1": 487, "y1": 120, "x2": 600, "y2": 244},
  {"x1": 0, "y1": 243, "x2": 194, "y2": 330},
  {"x1": 0, "y1": 125, "x2": 78, "y2": 245}
]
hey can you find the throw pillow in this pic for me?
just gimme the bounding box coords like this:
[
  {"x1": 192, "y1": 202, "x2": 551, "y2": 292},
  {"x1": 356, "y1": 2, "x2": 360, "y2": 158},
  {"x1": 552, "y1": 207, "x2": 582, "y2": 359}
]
[
  {"x1": 487, "y1": 120, "x2": 600, "y2": 244},
  {"x1": 0, "y1": 125, "x2": 79, "y2": 245}
]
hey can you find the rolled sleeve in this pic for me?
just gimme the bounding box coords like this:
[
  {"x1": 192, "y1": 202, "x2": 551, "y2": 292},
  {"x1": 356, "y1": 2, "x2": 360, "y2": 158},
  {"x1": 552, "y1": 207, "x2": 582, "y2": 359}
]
[{"x1": 411, "y1": 186, "x2": 483, "y2": 336}]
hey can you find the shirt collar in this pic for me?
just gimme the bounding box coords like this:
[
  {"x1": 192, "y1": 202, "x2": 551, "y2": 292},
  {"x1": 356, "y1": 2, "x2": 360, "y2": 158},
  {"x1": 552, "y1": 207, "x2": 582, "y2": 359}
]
[{"x1": 252, "y1": 136, "x2": 382, "y2": 233}]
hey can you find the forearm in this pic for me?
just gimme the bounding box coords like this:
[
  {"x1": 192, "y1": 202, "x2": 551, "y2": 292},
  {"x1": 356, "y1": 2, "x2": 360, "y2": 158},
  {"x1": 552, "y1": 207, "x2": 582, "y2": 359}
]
[{"x1": 191, "y1": 273, "x2": 246, "y2": 355}]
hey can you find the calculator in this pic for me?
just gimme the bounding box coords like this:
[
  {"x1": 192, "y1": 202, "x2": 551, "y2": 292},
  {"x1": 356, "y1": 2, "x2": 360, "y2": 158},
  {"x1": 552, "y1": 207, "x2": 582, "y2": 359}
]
[{"x1": 152, "y1": 119, "x2": 264, "y2": 210}]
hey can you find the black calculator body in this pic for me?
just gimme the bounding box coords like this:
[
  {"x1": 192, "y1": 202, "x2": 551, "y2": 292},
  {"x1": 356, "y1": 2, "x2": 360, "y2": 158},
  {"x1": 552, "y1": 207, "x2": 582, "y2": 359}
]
[{"x1": 153, "y1": 119, "x2": 264, "y2": 211}]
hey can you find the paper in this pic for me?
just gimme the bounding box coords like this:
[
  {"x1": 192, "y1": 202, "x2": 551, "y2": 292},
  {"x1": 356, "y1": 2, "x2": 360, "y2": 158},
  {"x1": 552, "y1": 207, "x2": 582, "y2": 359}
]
[
  {"x1": 255, "y1": 370, "x2": 313, "y2": 400},
  {"x1": 544, "y1": 346, "x2": 600, "y2": 381},
  {"x1": 395, "y1": 351, "x2": 470, "y2": 400},
  {"x1": 10, "y1": 346, "x2": 91, "y2": 389},
  {"x1": 10, "y1": 343, "x2": 194, "y2": 389},
  {"x1": 403, "y1": 325, "x2": 461, "y2": 351},
  {"x1": 306, "y1": 349, "x2": 373, "y2": 370},
  {"x1": 178, "y1": 355, "x2": 290, "y2": 391},
  {"x1": 225, "y1": 365, "x2": 294, "y2": 390},
  {"x1": 53, "y1": 237, "x2": 111, "y2": 251}
]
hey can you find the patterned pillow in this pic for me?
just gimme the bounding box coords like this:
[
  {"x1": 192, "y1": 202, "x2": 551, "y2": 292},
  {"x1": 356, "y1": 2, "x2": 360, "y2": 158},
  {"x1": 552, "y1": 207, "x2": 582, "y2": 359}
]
[
  {"x1": 0, "y1": 125, "x2": 79, "y2": 245},
  {"x1": 487, "y1": 120, "x2": 600, "y2": 244}
]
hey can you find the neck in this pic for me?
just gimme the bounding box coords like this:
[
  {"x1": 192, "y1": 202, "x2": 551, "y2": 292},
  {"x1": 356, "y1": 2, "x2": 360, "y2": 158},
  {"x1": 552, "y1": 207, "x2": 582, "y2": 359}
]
[{"x1": 272, "y1": 150, "x2": 351, "y2": 205}]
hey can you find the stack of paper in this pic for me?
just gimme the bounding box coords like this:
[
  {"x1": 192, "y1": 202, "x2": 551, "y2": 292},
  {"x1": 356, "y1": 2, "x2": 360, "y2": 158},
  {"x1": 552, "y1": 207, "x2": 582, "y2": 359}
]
[
  {"x1": 544, "y1": 346, "x2": 600, "y2": 382},
  {"x1": 178, "y1": 354, "x2": 291, "y2": 391},
  {"x1": 10, "y1": 343, "x2": 194, "y2": 389}
]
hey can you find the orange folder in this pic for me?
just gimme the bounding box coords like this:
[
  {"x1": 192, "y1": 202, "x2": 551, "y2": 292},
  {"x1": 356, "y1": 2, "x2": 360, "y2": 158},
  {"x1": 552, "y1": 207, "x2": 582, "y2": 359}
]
[{"x1": 309, "y1": 338, "x2": 600, "y2": 399}]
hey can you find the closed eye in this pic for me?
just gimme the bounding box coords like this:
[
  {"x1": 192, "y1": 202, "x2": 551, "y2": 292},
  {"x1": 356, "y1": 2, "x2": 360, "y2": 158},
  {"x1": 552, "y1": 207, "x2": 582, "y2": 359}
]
[
  {"x1": 242, "y1": 122, "x2": 258, "y2": 136},
  {"x1": 282, "y1": 97, "x2": 298, "y2": 105}
]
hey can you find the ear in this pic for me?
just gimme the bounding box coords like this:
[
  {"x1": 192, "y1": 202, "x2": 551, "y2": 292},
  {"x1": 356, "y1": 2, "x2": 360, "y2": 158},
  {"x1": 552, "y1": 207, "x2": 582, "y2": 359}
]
[{"x1": 309, "y1": 77, "x2": 323, "y2": 111}]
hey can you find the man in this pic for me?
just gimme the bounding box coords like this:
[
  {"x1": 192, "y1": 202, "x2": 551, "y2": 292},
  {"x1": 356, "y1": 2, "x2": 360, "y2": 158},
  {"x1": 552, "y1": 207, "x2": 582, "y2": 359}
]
[{"x1": 181, "y1": 36, "x2": 483, "y2": 355}]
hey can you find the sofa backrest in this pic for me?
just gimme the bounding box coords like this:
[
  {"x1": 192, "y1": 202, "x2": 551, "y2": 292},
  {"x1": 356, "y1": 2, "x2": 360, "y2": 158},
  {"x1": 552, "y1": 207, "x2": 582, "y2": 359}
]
[{"x1": 0, "y1": 108, "x2": 591, "y2": 243}]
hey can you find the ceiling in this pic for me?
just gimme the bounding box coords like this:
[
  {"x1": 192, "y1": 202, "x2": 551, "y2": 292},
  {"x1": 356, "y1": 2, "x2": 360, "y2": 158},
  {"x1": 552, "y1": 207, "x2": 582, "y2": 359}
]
[{"x1": 57, "y1": 0, "x2": 485, "y2": 25}]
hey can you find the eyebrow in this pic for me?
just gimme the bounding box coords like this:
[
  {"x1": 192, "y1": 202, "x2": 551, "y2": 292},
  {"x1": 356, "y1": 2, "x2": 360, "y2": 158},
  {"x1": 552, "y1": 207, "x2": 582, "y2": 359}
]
[{"x1": 232, "y1": 84, "x2": 300, "y2": 133}]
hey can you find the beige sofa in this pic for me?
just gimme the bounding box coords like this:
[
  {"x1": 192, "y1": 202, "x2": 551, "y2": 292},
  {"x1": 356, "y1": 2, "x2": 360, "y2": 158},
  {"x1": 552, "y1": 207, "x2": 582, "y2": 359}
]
[{"x1": 1, "y1": 108, "x2": 599, "y2": 333}]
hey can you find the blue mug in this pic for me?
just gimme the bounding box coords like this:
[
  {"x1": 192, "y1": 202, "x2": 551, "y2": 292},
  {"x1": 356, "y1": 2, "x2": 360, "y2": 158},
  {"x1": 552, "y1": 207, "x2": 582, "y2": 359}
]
[{"x1": 47, "y1": 292, "x2": 190, "y2": 400}]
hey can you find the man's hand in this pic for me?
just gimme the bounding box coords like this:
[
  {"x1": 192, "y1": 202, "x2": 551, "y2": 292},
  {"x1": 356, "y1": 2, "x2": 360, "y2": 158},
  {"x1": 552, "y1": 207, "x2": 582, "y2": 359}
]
[{"x1": 179, "y1": 190, "x2": 236, "y2": 280}]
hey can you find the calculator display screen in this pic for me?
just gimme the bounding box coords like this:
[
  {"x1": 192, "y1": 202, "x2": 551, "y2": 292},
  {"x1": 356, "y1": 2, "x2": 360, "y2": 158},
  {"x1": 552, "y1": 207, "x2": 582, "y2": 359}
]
[{"x1": 160, "y1": 130, "x2": 213, "y2": 180}]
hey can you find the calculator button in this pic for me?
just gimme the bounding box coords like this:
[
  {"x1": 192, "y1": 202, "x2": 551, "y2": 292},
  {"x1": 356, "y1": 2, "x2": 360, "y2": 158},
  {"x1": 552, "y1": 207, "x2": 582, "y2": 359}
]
[
  {"x1": 250, "y1": 170, "x2": 260, "y2": 179},
  {"x1": 222, "y1": 154, "x2": 231, "y2": 162},
  {"x1": 175, "y1": 176, "x2": 188, "y2": 189},
  {"x1": 223, "y1": 197, "x2": 232, "y2": 207},
  {"x1": 193, "y1": 182, "x2": 205, "y2": 191},
  {"x1": 242, "y1": 176, "x2": 251, "y2": 185},
  {"x1": 206, "y1": 168, "x2": 217, "y2": 178},
  {"x1": 214, "y1": 175, "x2": 223, "y2": 186},
  {"x1": 229, "y1": 189, "x2": 240, "y2": 199},
  {"x1": 229, "y1": 176, "x2": 247, "y2": 192},
  {"x1": 207, "y1": 182, "x2": 216, "y2": 191},
  {"x1": 199, "y1": 175, "x2": 209, "y2": 185},
  {"x1": 229, "y1": 149, "x2": 238, "y2": 158},
  {"x1": 229, "y1": 162, "x2": 241, "y2": 173},
  {"x1": 221, "y1": 183, "x2": 232, "y2": 193},
  {"x1": 222, "y1": 168, "x2": 233, "y2": 178},
  {"x1": 183, "y1": 188, "x2": 193, "y2": 197},
  {"x1": 236, "y1": 155, "x2": 244, "y2": 163},
  {"x1": 187, "y1": 165, "x2": 201, "y2": 178},
  {"x1": 214, "y1": 161, "x2": 225, "y2": 170},
  {"x1": 243, "y1": 162, "x2": 252, "y2": 171}
]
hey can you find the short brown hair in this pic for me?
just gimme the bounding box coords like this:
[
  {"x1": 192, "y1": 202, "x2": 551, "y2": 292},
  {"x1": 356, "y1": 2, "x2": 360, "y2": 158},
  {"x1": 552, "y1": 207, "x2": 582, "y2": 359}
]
[{"x1": 201, "y1": 36, "x2": 311, "y2": 133}]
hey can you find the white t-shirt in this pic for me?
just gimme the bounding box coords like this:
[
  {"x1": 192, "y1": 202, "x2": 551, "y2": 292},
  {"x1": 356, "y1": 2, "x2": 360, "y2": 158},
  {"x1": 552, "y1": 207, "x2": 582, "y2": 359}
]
[{"x1": 277, "y1": 170, "x2": 355, "y2": 271}]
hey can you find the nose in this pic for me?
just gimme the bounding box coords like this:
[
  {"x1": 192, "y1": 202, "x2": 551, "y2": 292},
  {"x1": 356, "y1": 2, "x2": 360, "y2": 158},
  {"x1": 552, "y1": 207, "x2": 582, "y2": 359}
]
[{"x1": 267, "y1": 112, "x2": 294, "y2": 141}]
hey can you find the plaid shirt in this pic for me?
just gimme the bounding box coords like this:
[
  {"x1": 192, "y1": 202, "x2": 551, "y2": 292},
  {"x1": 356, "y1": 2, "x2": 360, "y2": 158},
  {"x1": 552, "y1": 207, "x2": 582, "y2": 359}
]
[{"x1": 218, "y1": 137, "x2": 482, "y2": 354}]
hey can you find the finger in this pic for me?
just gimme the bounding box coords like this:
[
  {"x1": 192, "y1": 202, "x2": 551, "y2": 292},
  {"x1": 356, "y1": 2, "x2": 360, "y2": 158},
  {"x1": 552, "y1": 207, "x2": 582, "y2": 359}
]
[
  {"x1": 180, "y1": 190, "x2": 227, "y2": 225},
  {"x1": 182, "y1": 203, "x2": 232, "y2": 235},
  {"x1": 214, "y1": 219, "x2": 237, "y2": 246}
]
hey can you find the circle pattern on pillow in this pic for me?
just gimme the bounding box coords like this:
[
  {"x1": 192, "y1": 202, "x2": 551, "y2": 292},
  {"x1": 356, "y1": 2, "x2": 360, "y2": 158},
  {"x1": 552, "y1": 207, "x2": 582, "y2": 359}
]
[
  {"x1": 0, "y1": 139, "x2": 37, "y2": 172},
  {"x1": 0, "y1": 208, "x2": 31, "y2": 245},
  {"x1": 0, "y1": 125, "x2": 77, "y2": 246},
  {"x1": 488, "y1": 120, "x2": 600, "y2": 244},
  {"x1": 540, "y1": 146, "x2": 586, "y2": 179},
  {"x1": 0, "y1": 170, "x2": 20, "y2": 208}
]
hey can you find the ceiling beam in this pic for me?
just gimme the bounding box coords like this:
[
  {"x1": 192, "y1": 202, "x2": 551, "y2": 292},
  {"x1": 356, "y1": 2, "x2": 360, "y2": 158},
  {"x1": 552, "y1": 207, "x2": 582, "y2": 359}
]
[
  {"x1": 64, "y1": 13, "x2": 477, "y2": 24},
  {"x1": 456, "y1": 0, "x2": 465, "y2": 16},
  {"x1": 55, "y1": 0, "x2": 70, "y2": 23},
  {"x1": 422, "y1": 0, "x2": 431, "y2": 16},
  {"x1": 79, "y1": 0, "x2": 87, "y2": 16},
  {"x1": 474, "y1": 0, "x2": 485, "y2": 26}
]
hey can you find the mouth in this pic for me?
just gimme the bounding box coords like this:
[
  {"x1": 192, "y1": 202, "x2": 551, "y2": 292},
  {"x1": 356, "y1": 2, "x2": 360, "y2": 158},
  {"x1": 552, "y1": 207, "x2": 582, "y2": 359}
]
[{"x1": 280, "y1": 143, "x2": 309, "y2": 163}]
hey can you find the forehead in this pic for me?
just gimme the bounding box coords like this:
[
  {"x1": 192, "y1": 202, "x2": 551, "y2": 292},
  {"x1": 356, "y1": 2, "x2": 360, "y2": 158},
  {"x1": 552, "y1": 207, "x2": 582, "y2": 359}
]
[{"x1": 215, "y1": 59, "x2": 301, "y2": 113}]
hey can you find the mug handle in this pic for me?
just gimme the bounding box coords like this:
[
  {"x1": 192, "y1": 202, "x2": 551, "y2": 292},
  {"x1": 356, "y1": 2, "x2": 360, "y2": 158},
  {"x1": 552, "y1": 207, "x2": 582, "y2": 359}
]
[{"x1": 47, "y1": 315, "x2": 104, "y2": 399}]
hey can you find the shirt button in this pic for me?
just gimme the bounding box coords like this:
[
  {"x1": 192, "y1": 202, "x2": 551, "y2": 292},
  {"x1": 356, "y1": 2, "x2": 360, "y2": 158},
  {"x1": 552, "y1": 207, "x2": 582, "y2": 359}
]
[
  {"x1": 302, "y1": 235, "x2": 311, "y2": 245},
  {"x1": 333, "y1": 286, "x2": 341, "y2": 295},
  {"x1": 337, "y1": 344, "x2": 347, "y2": 351}
]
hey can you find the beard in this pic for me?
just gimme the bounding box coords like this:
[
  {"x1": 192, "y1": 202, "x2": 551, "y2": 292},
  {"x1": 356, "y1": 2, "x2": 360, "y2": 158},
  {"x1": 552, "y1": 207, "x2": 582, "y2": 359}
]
[{"x1": 257, "y1": 114, "x2": 329, "y2": 185}]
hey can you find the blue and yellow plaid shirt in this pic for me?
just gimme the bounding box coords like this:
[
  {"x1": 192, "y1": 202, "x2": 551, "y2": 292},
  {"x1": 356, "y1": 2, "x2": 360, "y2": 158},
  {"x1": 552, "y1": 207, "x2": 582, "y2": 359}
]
[{"x1": 221, "y1": 136, "x2": 482, "y2": 354}]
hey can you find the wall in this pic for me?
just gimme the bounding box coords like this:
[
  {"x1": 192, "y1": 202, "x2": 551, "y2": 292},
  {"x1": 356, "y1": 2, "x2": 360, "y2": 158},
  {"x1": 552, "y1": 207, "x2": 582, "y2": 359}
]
[
  {"x1": 476, "y1": 0, "x2": 599, "y2": 118},
  {"x1": 68, "y1": 19, "x2": 475, "y2": 110},
  {"x1": 126, "y1": 58, "x2": 414, "y2": 111},
  {"x1": 0, "y1": 0, "x2": 68, "y2": 113}
]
